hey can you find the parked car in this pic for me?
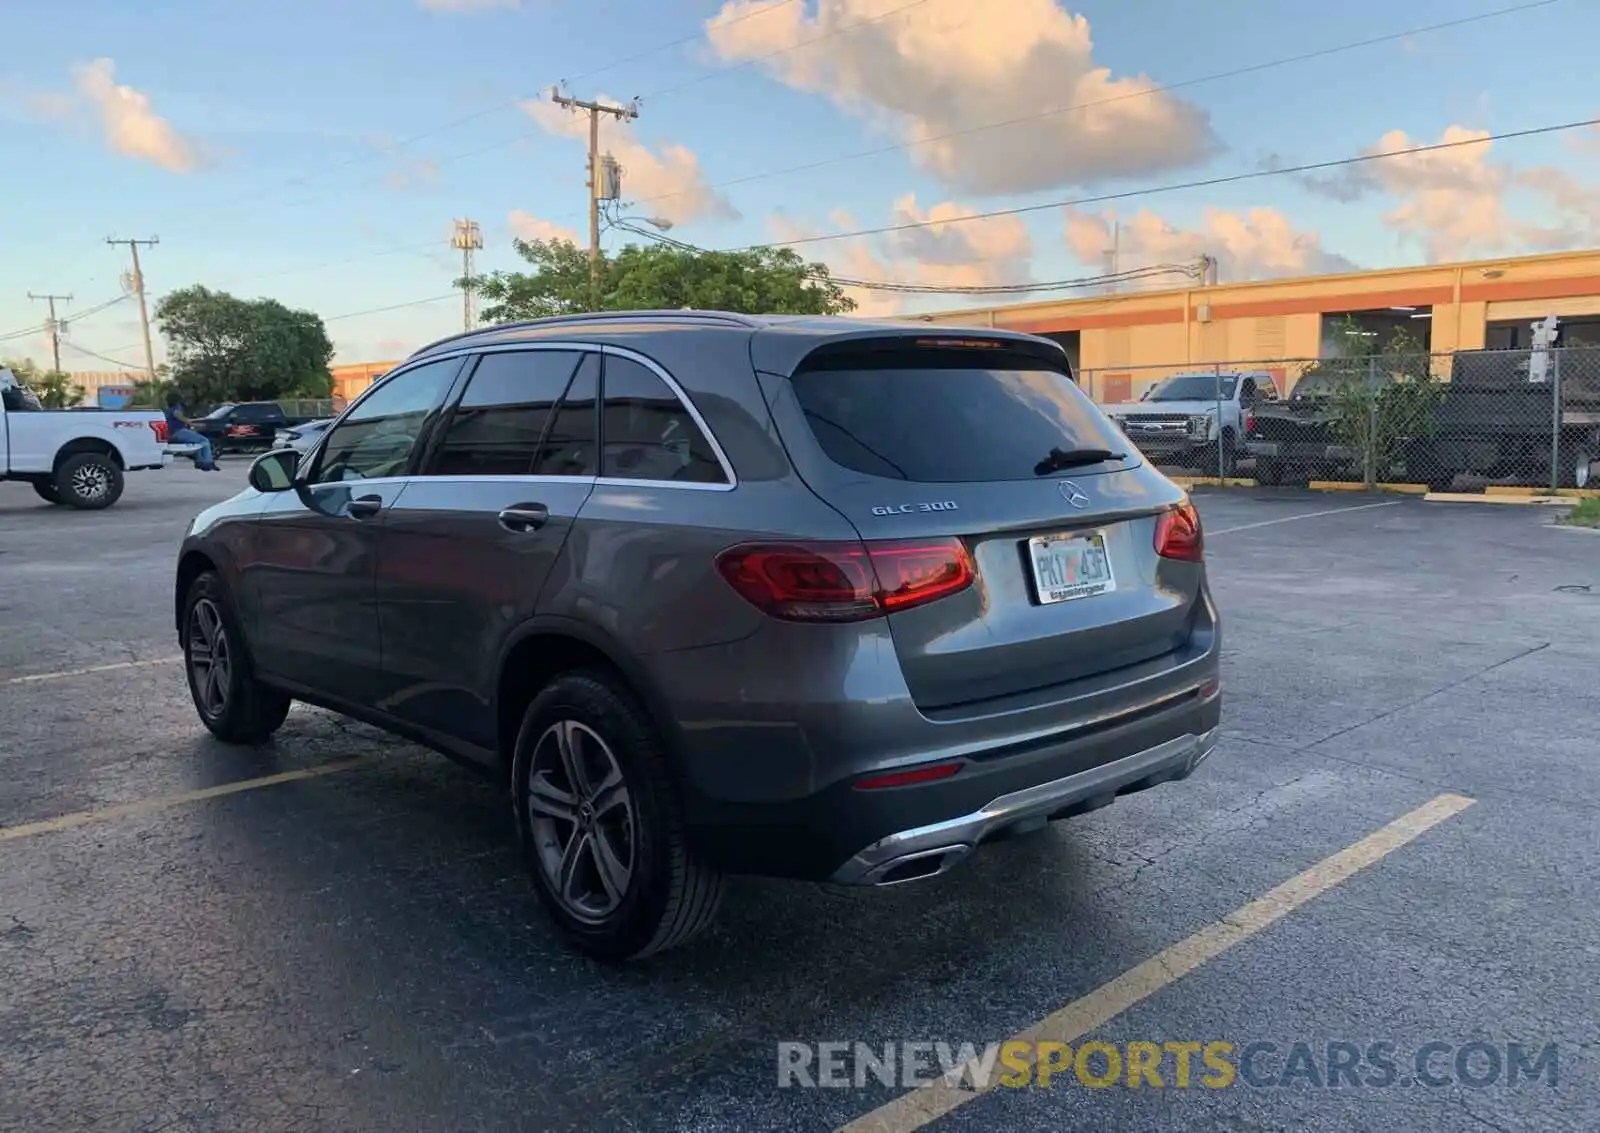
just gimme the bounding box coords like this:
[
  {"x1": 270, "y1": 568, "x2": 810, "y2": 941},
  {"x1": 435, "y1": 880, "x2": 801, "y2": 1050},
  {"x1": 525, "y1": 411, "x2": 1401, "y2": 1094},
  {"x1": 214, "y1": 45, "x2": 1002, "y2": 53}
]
[
  {"x1": 1244, "y1": 369, "x2": 1366, "y2": 486},
  {"x1": 192, "y1": 401, "x2": 319, "y2": 453},
  {"x1": 173, "y1": 312, "x2": 1221, "y2": 960},
  {"x1": 1, "y1": 366, "x2": 179, "y2": 508},
  {"x1": 273, "y1": 417, "x2": 333, "y2": 453},
  {"x1": 1103, "y1": 370, "x2": 1276, "y2": 475}
]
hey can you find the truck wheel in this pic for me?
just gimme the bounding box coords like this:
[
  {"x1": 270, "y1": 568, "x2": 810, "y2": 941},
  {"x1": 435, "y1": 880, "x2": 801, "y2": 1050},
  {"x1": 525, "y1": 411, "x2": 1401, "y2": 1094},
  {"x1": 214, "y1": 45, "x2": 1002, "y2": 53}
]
[
  {"x1": 182, "y1": 571, "x2": 291, "y2": 744},
  {"x1": 1255, "y1": 459, "x2": 1301, "y2": 487},
  {"x1": 512, "y1": 670, "x2": 723, "y2": 962},
  {"x1": 1564, "y1": 437, "x2": 1598, "y2": 489},
  {"x1": 32, "y1": 481, "x2": 62, "y2": 505},
  {"x1": 55, "y1": 451, "x2": 124, "y2": 510}
]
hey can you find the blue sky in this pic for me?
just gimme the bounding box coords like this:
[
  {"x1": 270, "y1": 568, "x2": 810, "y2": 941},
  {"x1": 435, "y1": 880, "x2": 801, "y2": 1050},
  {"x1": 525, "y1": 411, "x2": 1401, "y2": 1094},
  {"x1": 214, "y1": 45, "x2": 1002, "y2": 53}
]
[{"x1": 2, "y1": 0, "x2": 1597, "y2": 367}]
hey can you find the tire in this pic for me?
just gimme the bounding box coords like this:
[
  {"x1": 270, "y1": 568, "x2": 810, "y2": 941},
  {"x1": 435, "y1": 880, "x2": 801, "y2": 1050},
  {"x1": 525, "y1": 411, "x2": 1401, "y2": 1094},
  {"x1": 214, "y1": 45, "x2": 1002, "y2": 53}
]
[
  {"x1": 1255, "y1": 458, "x2": 1295, "y2": 487},
  {"x1": 32, "y1": 480, "x2": 62, "y2": 505},
  {"x1": 512, "y1": 670, "x2": 723, "y2": 962},
  {"x1": 1561, "y1": 435, "x2": 1599, "y2": 489},
  {"x1": 55, "y1": 451, "x2": 124, "y2": 510},
  {"x1": 181, "y1": 571, "x2": 291, "y2": 744}
]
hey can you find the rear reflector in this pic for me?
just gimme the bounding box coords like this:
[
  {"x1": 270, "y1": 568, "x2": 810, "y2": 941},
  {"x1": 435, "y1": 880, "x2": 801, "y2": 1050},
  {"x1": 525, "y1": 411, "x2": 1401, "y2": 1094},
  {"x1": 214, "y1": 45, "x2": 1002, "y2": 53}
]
[
  {"x1": 1154, "y1": 502, "x2": 1204, "y2": 562},
  {"x1": 715, "y1": 538, "x2": 974, "y2": 623},
  {"x1": 853, "y1": 761, "x2": 963, "y2": 790}
]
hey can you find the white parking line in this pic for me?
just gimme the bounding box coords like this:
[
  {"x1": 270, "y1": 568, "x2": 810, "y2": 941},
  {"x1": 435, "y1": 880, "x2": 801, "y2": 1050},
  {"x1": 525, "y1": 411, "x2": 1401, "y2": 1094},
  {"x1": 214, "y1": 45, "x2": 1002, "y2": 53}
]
[
  {"x1": 1, "y1": 656, "x2": 182, "y2": 685},
  {"x1": 837, "y1": 792, "x2": 1476, "y2": 1133},
  {"x1": 0, "y1": 756, "x2": 378, "y2": 843},
  {"x1": 1209, "y1": 499, "x2": 1402, "y2": 536}
]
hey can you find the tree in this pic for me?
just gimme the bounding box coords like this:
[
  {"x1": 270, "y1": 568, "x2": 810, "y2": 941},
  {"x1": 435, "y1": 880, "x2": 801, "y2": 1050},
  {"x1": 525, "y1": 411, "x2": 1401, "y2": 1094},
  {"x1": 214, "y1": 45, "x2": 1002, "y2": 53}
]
[
  {"x1": 470, "y1": 237, "x2": 855, "y2": 323},
  {"x1": 1, "y1": 357, "x2": 84, "y2": 408},
  {"x1": 154, "y1": 285, "x2": 334, "y2": 408}
]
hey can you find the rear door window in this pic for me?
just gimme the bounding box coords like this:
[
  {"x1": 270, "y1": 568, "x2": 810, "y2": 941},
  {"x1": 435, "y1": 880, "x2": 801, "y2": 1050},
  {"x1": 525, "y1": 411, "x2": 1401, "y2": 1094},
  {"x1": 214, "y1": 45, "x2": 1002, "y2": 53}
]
[
  {"x1": 531, "y1": 353, "x2": 600, "y2": 477},
  {"x1": 789, "y1": 348, "x2": 1125, "y2": 483},
  {"x1": 428, "y1": 350, "x2": 581, "y2": 476}
]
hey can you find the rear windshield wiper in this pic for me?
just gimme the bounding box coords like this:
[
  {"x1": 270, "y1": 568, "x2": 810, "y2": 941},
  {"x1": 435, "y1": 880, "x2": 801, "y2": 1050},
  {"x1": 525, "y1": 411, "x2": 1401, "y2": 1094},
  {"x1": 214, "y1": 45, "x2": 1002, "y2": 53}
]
[{"x1": 1033, "y1": 447, "x2": 1126, "y2": 475}]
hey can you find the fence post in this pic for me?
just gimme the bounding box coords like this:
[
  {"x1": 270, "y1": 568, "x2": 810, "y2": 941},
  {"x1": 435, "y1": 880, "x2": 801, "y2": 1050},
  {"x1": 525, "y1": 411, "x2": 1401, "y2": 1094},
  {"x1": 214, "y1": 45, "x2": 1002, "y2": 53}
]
[
  {"x1": 1550, "y1": 348, "x2": 1563, "y2": 492},
  {"x1": 1214, "y1": 362, "x2": 1224, "y2": 480},
  {"x1": 1365, "y1": 355, "x2": 1378, "y2": 490}
]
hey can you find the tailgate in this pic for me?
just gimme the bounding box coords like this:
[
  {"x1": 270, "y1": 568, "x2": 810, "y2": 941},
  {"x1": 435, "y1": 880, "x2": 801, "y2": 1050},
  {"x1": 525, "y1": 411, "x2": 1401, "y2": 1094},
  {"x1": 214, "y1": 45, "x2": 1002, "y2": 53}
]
[{"x1": 759, "y1": 338, "x2": 1199, "y2": 712}]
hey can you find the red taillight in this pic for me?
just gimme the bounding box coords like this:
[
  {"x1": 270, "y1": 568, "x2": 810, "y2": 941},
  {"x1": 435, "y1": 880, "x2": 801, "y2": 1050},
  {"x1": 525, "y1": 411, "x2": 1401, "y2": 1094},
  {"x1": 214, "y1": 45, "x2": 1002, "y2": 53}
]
[
  {"x1": 1243, "y1": 408, "x2": 1255, "y2": 435},
  {"x1": 853, "y1": 761, "x2": 964, "y2": 790},
  {"x1": 1154, "y1": 502, "x2": 1204, "y2": 562},
  {"x1": 149, "y1": 420, "x2": 168, "y2": 443},
  {"x1": 715, "y1": 538, "x2": 975, "y2": 623}
]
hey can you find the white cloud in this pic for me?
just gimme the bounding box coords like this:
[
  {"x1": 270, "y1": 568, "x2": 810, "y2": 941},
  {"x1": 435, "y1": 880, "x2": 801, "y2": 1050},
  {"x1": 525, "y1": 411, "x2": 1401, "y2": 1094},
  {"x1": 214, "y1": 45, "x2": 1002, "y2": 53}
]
[
  {"x1": 1296, "y1": 125, "x2": 1600, "y2": 262},
  {"x1": 70, "y1": 58, "x2": 204, "y2": 173},
  {"x1": 770, "y1": 193, "x2": 1035, "y2": 316},
  {"x1": 705, "y1": 0, "x2": 1216, "y2": 196},
  {"x1": 508, "y1": 210, "x2": 582, "y2": 245},
  {"x1": 521, "y1": 97, "x2": 736, "y2": 226},
  {"x1": 1063, "y1": 206, "x2": 1358, "y2": 286}
]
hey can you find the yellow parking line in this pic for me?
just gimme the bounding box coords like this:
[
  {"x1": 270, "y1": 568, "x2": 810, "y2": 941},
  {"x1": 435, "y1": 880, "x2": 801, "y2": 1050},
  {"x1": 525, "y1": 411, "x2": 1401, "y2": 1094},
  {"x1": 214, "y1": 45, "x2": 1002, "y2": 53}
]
[
  {"x1": 837, "y1": 792, "x2": 1476, "y2": 1133},
  {"x1": 2, "y1": 656, "x2": 182, "y2": 685},
  {"x1": 0, "y1": 756, "x2": 377, "y2": 843}
]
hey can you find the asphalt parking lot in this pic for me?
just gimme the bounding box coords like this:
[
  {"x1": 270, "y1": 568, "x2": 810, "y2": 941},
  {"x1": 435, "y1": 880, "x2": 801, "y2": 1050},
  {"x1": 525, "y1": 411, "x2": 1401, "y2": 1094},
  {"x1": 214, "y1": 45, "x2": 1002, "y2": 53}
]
[{"x1": 3, "y1": 465, "x2": 1598, "y2": 1132}]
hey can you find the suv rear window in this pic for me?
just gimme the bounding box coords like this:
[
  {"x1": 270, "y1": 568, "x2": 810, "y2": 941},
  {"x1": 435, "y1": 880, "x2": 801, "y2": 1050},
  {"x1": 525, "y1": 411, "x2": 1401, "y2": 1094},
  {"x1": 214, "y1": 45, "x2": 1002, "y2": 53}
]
[{"x1": 790, "y1": 349, "x2": 1124, "y2": 482}]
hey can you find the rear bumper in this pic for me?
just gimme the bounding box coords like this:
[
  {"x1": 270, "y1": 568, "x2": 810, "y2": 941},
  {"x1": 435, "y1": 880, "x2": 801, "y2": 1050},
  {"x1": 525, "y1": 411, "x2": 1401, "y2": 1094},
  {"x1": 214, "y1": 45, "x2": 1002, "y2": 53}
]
[
  {"x1": 679, "y1": 678, "x2": 1222, "y2": 882},
  {"x1": 832, "y1": 723, "x2": 1218, "y2": 885},
  {"x1": 1246, "y1": 439, "x2": 1351, "y2": 462}
]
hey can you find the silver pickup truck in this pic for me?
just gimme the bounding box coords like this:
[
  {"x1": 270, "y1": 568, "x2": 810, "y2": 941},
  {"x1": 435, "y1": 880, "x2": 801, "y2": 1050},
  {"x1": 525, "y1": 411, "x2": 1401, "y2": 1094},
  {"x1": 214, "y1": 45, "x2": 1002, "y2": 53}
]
[
  {"x1": 0, "y1": 368, "x2": 187, "y2": 509},
  {"x1": 1102, "y1": 370, "x2": 1278, "y2": 476}
]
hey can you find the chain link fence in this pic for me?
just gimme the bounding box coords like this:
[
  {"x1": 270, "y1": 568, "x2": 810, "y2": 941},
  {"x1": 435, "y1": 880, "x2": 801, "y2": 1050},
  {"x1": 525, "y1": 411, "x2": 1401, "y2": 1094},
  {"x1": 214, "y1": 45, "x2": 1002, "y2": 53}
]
[{"x1": 1085, "y1": 348, "x2": 1600, "y2": 491}]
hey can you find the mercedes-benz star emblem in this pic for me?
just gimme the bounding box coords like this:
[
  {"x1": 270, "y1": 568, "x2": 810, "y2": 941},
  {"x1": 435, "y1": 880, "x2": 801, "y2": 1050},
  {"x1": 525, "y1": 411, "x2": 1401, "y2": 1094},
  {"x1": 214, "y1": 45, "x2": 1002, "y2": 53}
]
[{"x1": 1057, "y1": 480, "x2": 1091, "y2": 509}]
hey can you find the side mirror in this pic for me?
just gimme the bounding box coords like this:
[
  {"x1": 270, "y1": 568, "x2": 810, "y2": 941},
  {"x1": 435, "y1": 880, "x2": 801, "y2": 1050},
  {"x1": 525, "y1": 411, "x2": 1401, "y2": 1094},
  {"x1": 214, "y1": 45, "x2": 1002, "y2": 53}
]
[{"x1": 248, "y1": 448, "x2": 300, "y2": 493}]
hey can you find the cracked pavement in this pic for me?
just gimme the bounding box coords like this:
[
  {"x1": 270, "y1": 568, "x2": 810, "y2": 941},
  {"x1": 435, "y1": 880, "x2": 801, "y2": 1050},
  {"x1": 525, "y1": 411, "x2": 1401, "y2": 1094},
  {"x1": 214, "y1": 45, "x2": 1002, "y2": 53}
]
[{"x1": 2, "y1": 467, "x2": 1597, "y2": 1131}]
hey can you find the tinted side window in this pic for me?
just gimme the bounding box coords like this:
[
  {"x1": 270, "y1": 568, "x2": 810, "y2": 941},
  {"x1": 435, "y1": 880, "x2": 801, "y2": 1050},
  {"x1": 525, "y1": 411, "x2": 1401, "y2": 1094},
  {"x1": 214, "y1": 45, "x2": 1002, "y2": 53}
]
[
  {"x1": 530, "y1": 354, "x2": 599, "y2": 477},
  {"x1": 600, "y1": 356, "x2": 726, "y2": 484},
  {"x1": 429, "y1": 350, "x2": 580, "y2": 476},
  {"x1": 311, "y1": 359, "x2": 458, "y2": 484},
  {"x1": 791, "y1": 349, "x2": 1126, "y2": 483}
]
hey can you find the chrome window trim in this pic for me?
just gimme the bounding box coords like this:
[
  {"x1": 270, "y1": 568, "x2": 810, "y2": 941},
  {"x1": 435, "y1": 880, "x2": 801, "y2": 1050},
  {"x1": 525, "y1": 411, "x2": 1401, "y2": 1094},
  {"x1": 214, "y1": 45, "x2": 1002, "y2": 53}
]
[{"x1": 412, "y1": 339, "x2": 739, "y2": 490}]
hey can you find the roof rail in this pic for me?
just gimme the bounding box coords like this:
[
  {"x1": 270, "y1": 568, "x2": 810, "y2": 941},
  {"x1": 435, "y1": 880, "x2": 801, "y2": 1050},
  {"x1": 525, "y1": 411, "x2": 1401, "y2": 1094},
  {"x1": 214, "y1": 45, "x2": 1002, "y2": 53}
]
[{"x1": 409, "y1": 309, "x2": 762, "y2": 357}]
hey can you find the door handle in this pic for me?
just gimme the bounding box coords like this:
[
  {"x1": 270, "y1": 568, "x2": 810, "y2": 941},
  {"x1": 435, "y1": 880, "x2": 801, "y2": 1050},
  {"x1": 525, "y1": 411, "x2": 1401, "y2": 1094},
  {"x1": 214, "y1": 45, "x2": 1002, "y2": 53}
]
[
  {"x1": 347, "y1": 494, "x2": 384, "y2": 519},
  {"x1": 498, "y1": 502, "x2": 550, "y2": 532}
]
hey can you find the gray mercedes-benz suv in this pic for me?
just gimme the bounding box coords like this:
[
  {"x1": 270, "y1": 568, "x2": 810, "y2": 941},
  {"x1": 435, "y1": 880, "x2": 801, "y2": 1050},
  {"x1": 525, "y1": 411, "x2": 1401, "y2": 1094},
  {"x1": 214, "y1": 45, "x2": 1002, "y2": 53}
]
[{"x1": 174, "y1": 312, "x2": 1221, "y2": 960}]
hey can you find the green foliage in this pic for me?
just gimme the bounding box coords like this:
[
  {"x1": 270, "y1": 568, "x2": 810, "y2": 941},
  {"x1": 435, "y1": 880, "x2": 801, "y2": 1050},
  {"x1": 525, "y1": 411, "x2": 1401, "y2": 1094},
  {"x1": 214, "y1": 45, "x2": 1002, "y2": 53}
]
[
  {"x1": 1559, "y1": 497, "x2": 1600, "y2": 527},
  {"x1": 154, "y1": 286, "x2": 334, "y2": 408},
  {"x1": 1297, "y1": 318, "x2": 1444, "y2": 485},
  {"x1": 1, "y1": 357, "x2": 84, "y2": 408},
  {"x1": 469, "y1": 237, "x2": 856, "y2": 323}
]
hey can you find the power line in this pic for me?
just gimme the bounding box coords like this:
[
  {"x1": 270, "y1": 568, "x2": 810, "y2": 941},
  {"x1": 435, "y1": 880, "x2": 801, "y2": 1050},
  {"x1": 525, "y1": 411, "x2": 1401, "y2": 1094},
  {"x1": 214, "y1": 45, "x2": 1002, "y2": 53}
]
[
  {"x1": 323, "y1": 295, "x2": 461, "y2": 323},
  {"x1": 626, "y1": 0, "x2": 1563, "y2": 211},
  {"x1": 749, "y1": 115, "x2": 1600, "y2": 251},
  {"x1": 62, "y1": 341, "x2": 144, "y2": 369}
]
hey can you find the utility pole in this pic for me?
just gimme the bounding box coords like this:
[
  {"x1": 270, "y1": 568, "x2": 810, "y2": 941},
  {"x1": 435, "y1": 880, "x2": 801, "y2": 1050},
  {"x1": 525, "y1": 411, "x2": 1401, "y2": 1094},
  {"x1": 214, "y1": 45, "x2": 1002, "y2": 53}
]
[
  {"x1": 1102, "y1": 220, "x2": 1121, "y2": 295},
  {"x1": 550, "y1": 86, "x2": 638, "y2": 307},
  {"x1": 28, "y1": 292, "x2": 72, "y2": 374},
  {"x1": 451, "y1": 218, "x2": 484, "y2": 331},
  {"x1": 107, "y1": 236, "x2": 159, "y2": 381}
]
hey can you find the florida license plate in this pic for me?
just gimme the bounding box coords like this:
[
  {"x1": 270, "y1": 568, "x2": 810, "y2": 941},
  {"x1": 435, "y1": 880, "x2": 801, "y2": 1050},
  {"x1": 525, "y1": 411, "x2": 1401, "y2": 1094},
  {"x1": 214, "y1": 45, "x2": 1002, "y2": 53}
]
[{"x1": 1028, "y1": 531, "x2": 1115, "y2": 605}]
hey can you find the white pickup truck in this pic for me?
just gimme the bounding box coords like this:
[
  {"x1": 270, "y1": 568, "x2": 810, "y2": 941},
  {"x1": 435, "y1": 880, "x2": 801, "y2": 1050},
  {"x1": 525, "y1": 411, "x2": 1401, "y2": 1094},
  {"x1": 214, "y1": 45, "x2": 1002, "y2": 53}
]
[{"x1": 1, "y1": 367, "x2": 181, "y2": 509}]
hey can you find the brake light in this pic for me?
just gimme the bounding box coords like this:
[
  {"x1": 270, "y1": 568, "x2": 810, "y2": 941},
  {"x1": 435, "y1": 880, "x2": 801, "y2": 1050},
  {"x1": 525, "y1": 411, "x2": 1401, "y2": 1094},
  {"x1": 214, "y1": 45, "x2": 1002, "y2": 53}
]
[
  {"x1": 1243, "y1": 408, "x2": 1255, "y2": 435},
  {"x1": 1154, "y1": 502, "x2": 1204, "y2": 562},
  {"x1": 149, "y1": 420, "x2": 168, "y2": 443},
  {"x1": 715, "y1": 538, "x2": 974, "y2": 622}
]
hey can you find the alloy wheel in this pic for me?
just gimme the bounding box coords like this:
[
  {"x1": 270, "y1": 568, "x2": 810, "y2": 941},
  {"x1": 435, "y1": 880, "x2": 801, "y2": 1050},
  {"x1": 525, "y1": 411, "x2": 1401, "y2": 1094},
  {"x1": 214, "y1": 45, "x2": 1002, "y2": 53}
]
[
  {"x1": 71, "y1": 462, "x2": 111, "y2": 503},
  {"x1": 187, "y1": 598, "x2": 232, "y2": 719},
  {"x1": 527, "y1": 720, "x2": 636, "y2": 923}
]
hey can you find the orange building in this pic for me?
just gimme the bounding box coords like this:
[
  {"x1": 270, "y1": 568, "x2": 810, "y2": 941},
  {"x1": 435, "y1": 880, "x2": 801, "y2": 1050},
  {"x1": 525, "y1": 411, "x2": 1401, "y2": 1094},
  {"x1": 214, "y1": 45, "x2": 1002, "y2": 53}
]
[
  {"x1": 330, "y1": 360, "x2": 399, "y2": 403},
  {"x1": 912, "y1": 248, "x2": 1600, "y2": 402}
]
